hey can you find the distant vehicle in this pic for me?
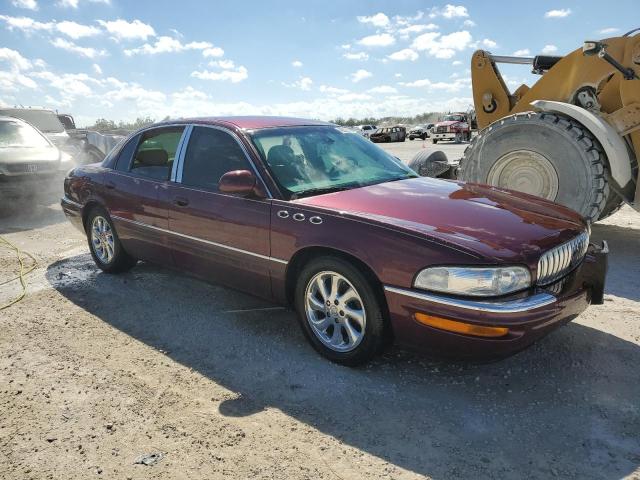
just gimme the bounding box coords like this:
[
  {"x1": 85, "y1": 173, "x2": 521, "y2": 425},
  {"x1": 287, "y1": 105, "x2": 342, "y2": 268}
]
[
  {"x1": 0, "y1": 107, "x2": 70, "y2": 149},
  {"x1": 0, "y1": 116, "x2": 74, "y2": 201},
  {"x1": 62, "y1": 116, "x2": 607, "y2": 365},
  {"x1": 431, "y1": 113, "x2": 471, "y2": 144},
  {"x1": 370, "y1": 126, "x2": 406, "y2": 143},
  {"x1": 356, "y1": 124, "x2": 377, "y2": 138},
  {"x1": 408, "y1": 124, "x2": 434, "y2": 141}
]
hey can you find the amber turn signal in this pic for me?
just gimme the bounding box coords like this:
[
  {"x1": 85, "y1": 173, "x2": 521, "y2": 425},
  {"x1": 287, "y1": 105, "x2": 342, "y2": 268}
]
[{"x1": 414, "y1": 313, "x2": 509, "y2": 338}]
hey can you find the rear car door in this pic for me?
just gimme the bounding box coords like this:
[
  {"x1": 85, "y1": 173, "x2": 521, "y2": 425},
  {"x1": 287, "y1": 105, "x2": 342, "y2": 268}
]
[
  {"x1": 165, "y1": 125, "x2": 273, "y2": 298},
  {"x1": 101, "y1": 125, "x2": 185, "y2": 264}
]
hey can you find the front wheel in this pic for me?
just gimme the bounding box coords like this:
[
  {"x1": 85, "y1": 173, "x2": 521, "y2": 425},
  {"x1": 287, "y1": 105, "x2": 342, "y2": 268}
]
[
  {"x1": 295, "y1": 256, "x2": 388, "y2": 366},
  {"x1": 432, "y1": 139, "x2": 438, "y2": 144},
  {"x1": 86, "y1": 207, "x2": 137, "y2": 273}
]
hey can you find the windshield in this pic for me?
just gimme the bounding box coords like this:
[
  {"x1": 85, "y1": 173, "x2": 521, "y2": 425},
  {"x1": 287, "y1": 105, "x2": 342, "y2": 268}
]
[
  {"x1": 0, "y1": 109, "x2": 65, "y2": 133},
  {"x1": 0, "y1": 120, "x2": 52, "y2": 148},
  {"x1": 249, "y1": 126, "x2": 417, "y2": 199},
  {"x1": 443, "y1": 114, "x2": 465, "y2": 122}
]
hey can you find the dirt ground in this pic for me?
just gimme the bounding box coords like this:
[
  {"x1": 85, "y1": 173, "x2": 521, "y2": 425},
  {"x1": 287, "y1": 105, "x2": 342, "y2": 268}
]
[{"x1": 1, "y1": 146, "x2": 639, "y2": 478}]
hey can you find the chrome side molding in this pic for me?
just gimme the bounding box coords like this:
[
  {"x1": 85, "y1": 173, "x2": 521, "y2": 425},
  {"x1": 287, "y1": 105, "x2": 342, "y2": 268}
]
[{"x1": 383, "y1": 286, "x2": 556, "y2": 313}]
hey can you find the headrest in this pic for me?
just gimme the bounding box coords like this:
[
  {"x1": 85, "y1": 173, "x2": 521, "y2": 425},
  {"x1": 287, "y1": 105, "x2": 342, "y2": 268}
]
[
  {"x1": 267, "y1": 145, "x2": 295, "y2": 165},
  {"x1": 136, "y1": 148, "x2": 168, "y2": 167}
]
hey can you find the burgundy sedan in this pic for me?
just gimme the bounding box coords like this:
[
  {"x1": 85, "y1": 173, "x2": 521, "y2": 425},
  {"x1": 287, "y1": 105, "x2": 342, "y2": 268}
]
[{"x1": 61, "y1": 117, "x2": 608, "y2": 365}]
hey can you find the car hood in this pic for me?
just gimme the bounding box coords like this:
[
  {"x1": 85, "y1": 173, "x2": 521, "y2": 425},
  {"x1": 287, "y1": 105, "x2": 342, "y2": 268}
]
[
  {"x1": 295, "y1": 177, "x2": 587, "y2": 265},
  {"x1": 436, "y1": 120, "x2": 462, "y2": 126}
]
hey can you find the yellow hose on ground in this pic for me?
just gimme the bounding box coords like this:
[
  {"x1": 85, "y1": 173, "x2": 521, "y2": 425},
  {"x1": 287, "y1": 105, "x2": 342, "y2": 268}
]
[{"x1": 0, "y1": 235, "x2": 38, "y2": 311}]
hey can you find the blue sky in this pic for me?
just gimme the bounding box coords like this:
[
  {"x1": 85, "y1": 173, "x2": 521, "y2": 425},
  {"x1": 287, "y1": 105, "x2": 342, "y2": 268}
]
[{"x1": 0, "y1": 0, "x2": 633, "y2": 126}]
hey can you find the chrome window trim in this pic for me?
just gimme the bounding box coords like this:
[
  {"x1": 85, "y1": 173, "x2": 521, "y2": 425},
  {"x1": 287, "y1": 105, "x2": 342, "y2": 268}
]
[
  {"x1": 383, "y1": 285, "x2": 556, "y2": 313},
  {"x1": 175, "y1": 124, "x2": 273, "y2": 198},
  {"x1": 111, "y1": 215, "x2": 287, "y2": 265},
  {"x1": 172, "y1": 125, "x2": 193, "y2": 182}
]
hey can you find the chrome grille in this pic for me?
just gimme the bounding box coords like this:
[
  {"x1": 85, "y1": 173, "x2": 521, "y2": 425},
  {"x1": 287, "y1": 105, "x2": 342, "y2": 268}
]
[
  {"x1": 537, "y1": 231, "x2": 589, "y2": 285},
  {"x1": 436, "y1": 126, "x2": 447, "y2": 133}
]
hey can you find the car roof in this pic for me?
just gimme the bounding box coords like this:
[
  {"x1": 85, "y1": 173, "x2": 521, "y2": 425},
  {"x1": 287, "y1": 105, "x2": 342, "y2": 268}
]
[
  {"x1": 0, "y1": 115, "x2": 28, "y2": 123},
  {"x1": 158, "y1": 116, "x2": 334, "y2": 130}
]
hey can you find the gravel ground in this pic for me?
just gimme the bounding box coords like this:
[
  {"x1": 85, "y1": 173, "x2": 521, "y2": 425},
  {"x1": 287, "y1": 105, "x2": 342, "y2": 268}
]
[{"x1": 1, "y1": 146, "x2": 639, "y2": 479}]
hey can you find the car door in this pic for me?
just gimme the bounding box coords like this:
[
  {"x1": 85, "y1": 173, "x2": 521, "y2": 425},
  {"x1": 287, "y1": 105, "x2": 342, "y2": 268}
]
[
  {"x1": 164, "y1": 125, "x2": 272, "y2": 299},
  {"x1": 101, "y1": 125, "x2": 185, "y2": 264}
]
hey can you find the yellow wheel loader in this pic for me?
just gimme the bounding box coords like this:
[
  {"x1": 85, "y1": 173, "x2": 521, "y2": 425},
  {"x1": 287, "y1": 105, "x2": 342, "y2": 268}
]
[{"x1": 412, "y1": 29, "x2": 640, "y2": 221}]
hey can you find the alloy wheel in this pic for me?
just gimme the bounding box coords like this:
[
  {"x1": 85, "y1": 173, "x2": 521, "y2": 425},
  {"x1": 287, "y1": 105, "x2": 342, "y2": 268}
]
[
  {"x1": 304, "y1": 271, "x2": 366, "y2": 352},
  {"x1": 90, "y1": 215, "x2": 114, "y2": 264}
]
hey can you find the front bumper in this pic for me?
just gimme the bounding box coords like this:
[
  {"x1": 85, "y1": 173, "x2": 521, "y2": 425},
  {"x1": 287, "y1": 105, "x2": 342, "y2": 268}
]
[
  {"x1": 384, "y1": 242, "x2": 608, "y2": 359},
  {"x1": 432, "y1": 132, "x2": 457, "y2": 140}
]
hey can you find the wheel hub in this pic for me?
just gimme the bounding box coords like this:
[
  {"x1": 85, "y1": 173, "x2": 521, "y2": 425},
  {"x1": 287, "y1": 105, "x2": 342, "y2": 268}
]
[{"x1": 486, "y1": 150, "x2": 559, "y2": 200}]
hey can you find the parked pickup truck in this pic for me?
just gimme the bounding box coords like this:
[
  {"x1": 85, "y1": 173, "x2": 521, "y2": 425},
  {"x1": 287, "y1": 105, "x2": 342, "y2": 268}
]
[{"x1": 431, "y1": 113, "x2": 471, "y2": 144}]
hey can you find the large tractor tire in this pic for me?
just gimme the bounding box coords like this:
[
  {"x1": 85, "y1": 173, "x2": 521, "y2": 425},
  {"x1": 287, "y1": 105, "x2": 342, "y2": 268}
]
[
  {"x1": 409, "y1": 150, "x2": 453, "y2": 178},
  {"x1": 459, "y1": 111, "x2": 611, "y2": 222}
]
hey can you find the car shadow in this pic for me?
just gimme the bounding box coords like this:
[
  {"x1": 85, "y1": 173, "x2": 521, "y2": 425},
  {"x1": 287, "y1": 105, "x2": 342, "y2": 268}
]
[
  {"x1": 590, "y1": 220, "x2": 640, "y2": 302},
  {"x1": 0, "y1": 200, "x2": 66, "y2": 234},
  {"x1": 45, "y1": 254, "x2": 640, "y2": 479}
]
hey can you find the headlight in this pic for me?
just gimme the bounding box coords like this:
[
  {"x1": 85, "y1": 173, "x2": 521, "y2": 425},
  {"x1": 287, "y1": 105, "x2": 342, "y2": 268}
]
[{"x1": 414, "y1": 266, "x2": 531, "y2": 297}]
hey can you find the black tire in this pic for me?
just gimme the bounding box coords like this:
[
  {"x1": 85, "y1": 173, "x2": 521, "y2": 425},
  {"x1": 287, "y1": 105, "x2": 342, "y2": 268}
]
[
  {"x1": 432, "y1": 139, "x2": 438, "y2": 144},
  {"x1": 408, "y1": 150, "x2": 451, "y2": 178},
  {"x1": 460, "y1": 111, "x2": 610, "y2": 222},
  {"x1": 422, "y1": 134, "x2": 428, "y2": 140},
  {"x1": 409, "y1": 137, "x2": 414, "y2": 141},
  {"x1": 597, "y1": 192, "x2": 624, "y2": 220},
  {"x1": 294, "y1": 256, "x2": 388, "y2": 366},
  {"x1": 85, "y1": 206, "x2": 137, "y2": 273}
]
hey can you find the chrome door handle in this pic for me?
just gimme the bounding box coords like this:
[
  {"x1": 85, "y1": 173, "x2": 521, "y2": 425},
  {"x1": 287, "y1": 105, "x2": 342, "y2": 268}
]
[
  {"x1": 277, "y1": 210, "x2": 289, "y2": 219},
  {"x1": 293, "y1": 213, "x2": 305, "y2": 221}
]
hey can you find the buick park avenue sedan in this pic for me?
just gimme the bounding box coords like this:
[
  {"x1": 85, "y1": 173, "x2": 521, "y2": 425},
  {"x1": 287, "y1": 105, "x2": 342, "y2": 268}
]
[{"x1": 61, "y1": 117, "x2": 608, "y2": 365}]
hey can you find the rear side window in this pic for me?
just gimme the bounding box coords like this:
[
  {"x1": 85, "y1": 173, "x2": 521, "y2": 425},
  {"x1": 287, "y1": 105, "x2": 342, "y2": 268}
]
[
  {"x1": 114, "y1": 134, "x2": 140, "y2": 172},
  {"x1": 130, "y1": 127, "x2": 184, "y2": 180},
  {"x1": 180, "y1": 127, "x2": 252, "y2": 192}
]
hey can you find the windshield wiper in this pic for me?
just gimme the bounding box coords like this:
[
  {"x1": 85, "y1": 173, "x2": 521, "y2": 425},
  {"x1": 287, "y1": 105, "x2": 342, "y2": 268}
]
[{"x1": 291, "y1": 184, "x2": 355, "y2": 199}]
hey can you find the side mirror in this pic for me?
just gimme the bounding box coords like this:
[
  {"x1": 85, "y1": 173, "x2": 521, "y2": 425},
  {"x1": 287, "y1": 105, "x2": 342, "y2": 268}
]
[
  {"x1": 219, "y1": 170, "x2": 260, "y2": 197},
  {"x1": 582, "y1": 41, "x2": 603, "y2": 57}
]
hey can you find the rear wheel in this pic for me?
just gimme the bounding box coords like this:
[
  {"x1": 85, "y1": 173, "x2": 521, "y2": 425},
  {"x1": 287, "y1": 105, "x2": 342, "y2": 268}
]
[
  {"x1": 86, "y1": 207, "x2": 137, "y2": 273},
  {"x1": 432, "y1": 139, "x2": 438, "y2": 144},
  {"x1": 460, "y1": 111, "x2": 610, "y2": 222},
  {"x1": 295, "y1": 256, "x2": 387, "y2": 366}
]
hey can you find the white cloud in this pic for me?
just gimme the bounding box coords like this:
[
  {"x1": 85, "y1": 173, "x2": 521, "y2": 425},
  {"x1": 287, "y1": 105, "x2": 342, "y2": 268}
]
[
  {"x1": 357, "y1": 33, "x2": 395, "y2": 47},
  {"x1": 399, "y1": 76, "x2": 471, "y2": 92},
  {"x1": 463, "y1": 19, "x2": 476, "y2": 27},
  {"x1": 0, "y1": 47, "x2": 37, "y2": 91},
  {"x1": 0, "y1": 15, "x2": 53, "y2": 33},
  {"x1": 412, "y1": 30, "x2": 473, "y2": 59},
  {"x1": 452, "y1": 60, "x2": 462, "y2": 66},
  {"x1": 56, "y1": 20, "x2": 101, "y2": 39},
  {"x1": 368, "y1": 85, "x2": 398, "y2": 94},
  {"x1": 209, "y1": 59, "x2": 235, "y2": 69},
  {"x1": 388, "y1": 48, "x2": 419, "y2": 61},
  {"x1": 92, "y1": 63, "x2": 102, "y2": 75},
  {"x1": 12, "y1": 0, "x2": 38, "y2": 10},
  {"x1": 512, "y1": 48, "x2": 531, "y2": 56},
  {"x1": 319, "y1": 85, "x2": 350, "y2": 95},
  {"x1": 350, "y1": 69, "x2": 372, "y2": 83},
  {"x1": 283, "y1": 76, "x2": 313, "y2": 91},
  {"x1": 397, "y1": 23, "x2": 438, "y2": 37},
  {"x1": 598, "y1": 27, "x2": 619, "y2": 34},
  {"x1": 481, "y1": 38, "x2": 497, "y2": 48},
  {"x1": 394, "y1": 11, "x2": 425, "y2": 26},
  {"x1": 51, "y1": 37, "x2": 107, "y2": 58},
  {"x1": 292, "y1": 60, "x2": 303, "y2": 67},
  {"x1": 56, "y1": 0, "x2": 111, "y2": 8},
  {"x1": 97, "y1": 19, "x2": 155, "y2": 41},
  {"x1": 337, "y1": 93, "x2": 371, "y2": 102},
  {"x1": 343, "y1": 52, "x2": 369, "y2": 61},
  {"x1": 124, "y1": 36, "x2": 212, "y2": 55},
  {"x1": 541, "y1": 44, "x2": 558, "y2": 54},
  {"x1": 425, "y1": 5, "x2": 469, "y2": 19},
  {"x1": 441, "y1": 5, "x2": 469, "y2": 18},
  {"x1": 394, "y1": 73, "x2": 402, "y2": 78},
  {"x1": 191, "y1": 65, "x2": 248, "y2": 83},
  {"x1": 545, "y1": 8, "x2": 571, "y2": 18},
  {"x1": 357, "y1": 13, "x2": 390, "y2": 28},
  {"x1": 202, "y1": 47, "x2": 224, "y2": 58}
]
